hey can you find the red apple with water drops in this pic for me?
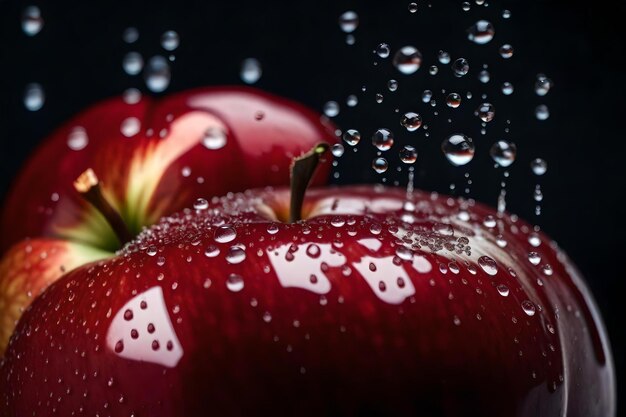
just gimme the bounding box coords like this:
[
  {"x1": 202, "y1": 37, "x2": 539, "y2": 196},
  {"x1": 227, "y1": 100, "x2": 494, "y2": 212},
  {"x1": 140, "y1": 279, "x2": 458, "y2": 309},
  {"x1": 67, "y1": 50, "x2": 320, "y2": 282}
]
[{"x1": 0, "y1": 146, "x2": 615, "y2": 416}]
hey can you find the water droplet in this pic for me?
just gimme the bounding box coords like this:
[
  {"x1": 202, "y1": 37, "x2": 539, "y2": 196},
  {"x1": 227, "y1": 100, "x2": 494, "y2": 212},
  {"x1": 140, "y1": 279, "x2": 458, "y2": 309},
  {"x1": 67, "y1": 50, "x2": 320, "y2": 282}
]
[
  {"x1": 421, "y1": 90, "x2": 433, "y2": 103},
  {"x1": 501, "y1": 82, "x2": 514, "y2": 95},
  {"x1": 502, "y1": 9, "x2": 512, "y2": 19},
  {"x1": 306, "y1": 244, "x2": 321, "y2": 258},
  {"x1": 478, "y1": 256, "x2": 498, "y2": 276},
  {"x1": 438, "y1": 50, "x2": 451, "y2": 64},
  {"x1": 226, "y1": 246, "x2": 246, "y2": 264},
  {"x1": 372, "y1": 157, "x2": 388, "y2": 173},
  {"x1": 446, "y1": 93, "x2": 462, "y2": 108},
  {"x1": 429, "y1": 65, "x2": 439, "y2": 75},
  {"x1": 121, "y1": 117, "x2": 141, "y2": 138},
  {"x1": 496, "y1": 235, "x2": 508, "y2": 247},
  {"x1": 478, "y1": 70, "x2": 490, "y2": 83},
  {"x1": 201, "y1": 127, "x2": 227, "y2": 150},
  {"x1": 401, "y1": 112, "x2": 422, "y2": 131},
  {"x1": 531, "y1": 158, "x2": 548, "y2": 175},
  {"x1": 452, "y1": 58, "x2": 469, "y2": 77},
  {"x1": 372, "y1": 128, "x2": 394, "y2": 151},
  {"x1": 499, "y1": 44, "x2": 514, "y2": 59},
  {"x1": 343, "y1": 129, "x2": 361, "y2": 146},
  {"x1": 521, "y1": 300, "x2": 536, "y2": 316},
  {"x1": 144, "y1": 56, "x2": 171, "y2": 93},
  {"x1": 474, "y1": 103, "x2": 495, "y2": 122},
  {"x1": 408, "y1": 2, "x2": 418, "y2": 13},
  {"x1": 226, "y1": 274, "x2": 245, "y2": 292},
  {"x1": 24, "y1": 83, "x2": 44, "y2": 111},
  {"x1": 193, "y1": 198, "x2": 209, "y2": 210},
  {"x1": 497, "y1": 284, "x2": 509, "y2": 297},
  {"x1": 338, "y1": 11, "x2": 359, "y2": 33},
  {"x1": 123, "y1": 88, "x2": 142, "y2": 104},
  {"x1": 528, "y1": 252, "x2": 541, "y2": 265},
  {"x1": 441, "y1": 134, "x2": 475, "y2": 166},
  {"x1": 345, "y1": 34, "x2": 356, "y2": 45},
  {"x1": 535, "y1": 75, "x2": 553, "y2": 96},
  {"x1": 535, "y1": 104, "x2": 550, "y2": 120},
  {"x1": 240, "y1": 58, "x2": 262, "y2": 84},
  {"x1": 204, "y1": 246, "x2": 220, "y2": 257},
  {"x1": 161, "y1": 30, "x2": 180, "y2": 51},
  {"x1": 323, "y1": 101, "x2": 340, "y2": 117},
  {"x1": 462, "y1": 2, "x2": 471, "y2": 11},
  {"x1": 122, "y1": 52, "x2": 144, "y2": 75},
  {"x1": 490, "y1": 140, "x2": 517, "y2": 167},
  {"x1": 22, "y1": 6, "x2": 43, "y2": 36},
  {"x1": 331, "y1": 144, "x2": 345, "y2": 157},
  {"x1": 346, "y1": 95, "x2": 358, "y2": 107},
  {"x1": 215, "y1": 226, "x2": 237, "y2": 243},
  {"x1": 376, "y1": 43, "x2": 391, "y2": 58},
  {"x1": 483, "y1": 215, "x2": 497, "y2": 228},
  {"x1": 399, "y1": 146, "x2": 417, "y2": 164},
  {"x1": 67, "y1": 127, "x2": 89, "y2": 151},
  {"x1": 123, "y1": 27, "x2": 139, "y2": 43},
  {"x1": 467, "y1": 20, "x2": 495, "y2": 44},
  {"x1": 528, "y1": 232, "x2": 541, "y2": 247},
  {"x1": 387, "y1": 79, "x2": 398, "y2": 91},
  {"x1": 375, "y1": 93, "x2": 384, "y2": 103},
  {"x1": 146, "y1": 246, "x2": 158, "y2": 256},
  {"x1": 263, "y1": 311, "x2": 272, "y2": 322},
  {"x1": 114, "y1": 340, "x2": 124, "y2": 353},
  {"x1": 433, "y1": 223, "x2": 454, "y2": 236},
  {"x1": 542, "y1": 264, "x2": 553, "y2": 276},
  {"x1": 331, "y1": 217, "x2": 346, "y2": 227},
  {"x1": 393, "y1": 46, "x2": 422, "y2": 74}
]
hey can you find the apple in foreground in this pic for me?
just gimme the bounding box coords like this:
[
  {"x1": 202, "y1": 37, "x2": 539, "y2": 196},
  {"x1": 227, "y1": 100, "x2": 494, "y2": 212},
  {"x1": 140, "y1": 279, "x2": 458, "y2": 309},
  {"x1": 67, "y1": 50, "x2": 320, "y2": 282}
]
[
  {"x1": 0, "y1": 86, "x2": 337, "y2": 351},
  {"x1": 0, "y1": 148, "x2": 615, "y2": 416}
]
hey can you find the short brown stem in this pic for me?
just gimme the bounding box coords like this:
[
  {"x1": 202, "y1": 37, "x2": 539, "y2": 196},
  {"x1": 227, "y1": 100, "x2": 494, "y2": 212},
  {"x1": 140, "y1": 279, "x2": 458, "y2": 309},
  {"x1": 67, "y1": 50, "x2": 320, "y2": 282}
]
[
  {"x1": 74, "y1": 169, "x2": 134, "y2": 246},
  {"x1": 289, "y1": 143, "x2": 330, "y2": 223}
]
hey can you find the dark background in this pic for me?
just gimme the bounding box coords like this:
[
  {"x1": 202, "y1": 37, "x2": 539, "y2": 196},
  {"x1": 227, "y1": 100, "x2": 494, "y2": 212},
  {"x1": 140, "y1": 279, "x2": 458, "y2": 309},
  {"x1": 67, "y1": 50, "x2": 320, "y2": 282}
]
[{"x1": 0, "y1": 0, "x2": 624, "y2": 413}]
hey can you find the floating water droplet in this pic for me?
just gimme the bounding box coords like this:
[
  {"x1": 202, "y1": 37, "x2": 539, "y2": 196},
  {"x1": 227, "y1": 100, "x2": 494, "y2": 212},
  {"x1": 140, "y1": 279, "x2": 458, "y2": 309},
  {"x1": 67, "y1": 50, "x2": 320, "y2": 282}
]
[
  {"x1": 123, "y1": 27, "x2": 139, "y2": 43},
  {"x1": 387, "y1": 79, "x2": 398, "y2": 91},
  {"x1": 345, "y1": 34, "x2": 356, "y2": 45},
  {"x1": 226, "y1": 246, "x2": 246, "y2": 264},
  {"x1": 375, "y1": 93, "x2": 384, "y2": 103},
  {"x1": 204, "y1": 246, "x2": 220, "y2": 257},
  {"x1": 201, "y1": 127, "x2": 227, "y2": 150},
  {"x1": 393, "y1": 46, "x2": 422, "y2": 74},
  {"x1": 475, "y1": 102, "x2": 495, "y2": 122},
  {"x1": 123, "y1": 88, "x2": 142, "y2": 104},
  {"x1": 499, "y1": 44, "x2": 514, "y2": 59},
  {"x1": 441, "y1": 134, "x2": 475, "y2": 166},
  {"x1": 535, "y1": 75, "x2": 553, "y2": 96},
  {"x1": 339, "y1": 11, "x2": 359, "y2": 33},
  {"x1": 497, "y1": 284, "x2": 509, "y2": 297},
  {"x1": 408, "y1": 2, "x2": 418, "y2": 13},
  {"x1": 121, "y1": 117, "x2": 141, "y2": 137},
  {"x1": 144, "y1": 56, "x2": 171, "y2": 93},
  {"x1": 343, "y1": 129, "x2": 361, "y2": 146},
  {"x1": 429, "y1": 65, "x2": 438, "y2": 75},
  {"x1": 240, "y1": 58, "x2": 262, "y2": 84},
  {"x1": 346, "y1": 95, "x2": 358, "y2": 107},
  {"x1": 502, "y1": 9, "x2": 511, "y2": 19},
  {"x1": 452, "y1": 58, "x2": 469, "y2": 77},
  {"x1": 372, "y1": 157, "x2": 388, "y2": 173},
  {"x1": 438, "y1": 50, "x2": 451, "y2": 64},
  {"x1": 306, "y1": 244, "x2": 321, "y2": 258},
  {"x1": 193, "y1": 198, "x2": 209, "y2": 210},
  {"x1": 372, "y1": 128, "x2": 394, "y2": 151},
  {"x1": 501, "y1": 82, "x2": 514, "y2": 95},
  {"x1": 531, "y1": 158, "x2": 548, "y2": 175},
  {"x1": 483, "y1": 215, "x2": 497, "y2": 228},
  {"x1": 161, "y1": 30, "x2": 180, "y2": 51},
  {"x1": 376, "y1": 43, "x2": 391, "y2": 58},
  {"x1": 535, "y1": 105, "x2": 550, "y2": 120},
  {"x1": 323, "y1": 101, "x2": 340, "y2": 117},
  {"x1": 331, "y1": 144, "x2": 345, "y2": 157},
  {"x1": 401, "y1": 112, "x2": 422, "y2": 131},
  {"x1": 496, "y1": 235, "x2": 508, "y2": 247},
  {"x1": 22, "y1": 6, "x2": 43, "y2": 36},
  {"x1": 399, "y1": 146, "x2": 417, "y2": 164},
  {"x1": 266, "y1": 224, "x2": 279, "y2": 235},
  {"x1": 528, "y1": 232, "x2": 541, "y2": 247},
  {"x1": 478, "y1": 70, "x2": 490, "y2": 83},
  {"x1": 490, "y1": 140, "x2": 517, "y2": 167},
  {"x1": 146, "y1": 246, "x2": 158, "y2": 256},
  {"x1": 528, "y1": 252, "x2": 541, "y2": 265},
  {"x1": 467, "y1": 20, "x2": 495, "y2": 44},
  {"x1": 24, "y1": 83, "x2": 44, "y2": 111},
  {"x1": 521, "y1": 300, "x2": 536, "y2": 316},
  {"x1": 533, "y1": 186, "x2": 544, "y2": 202},
  {"x1": 478, "y1": 256, "x2": 498, "y2": 276},
  {"x1": 122, "y1": 52, "x2": 144, "y2": 75},
  {"x1": 215, "y1": 226, "x2": 237, "y2": 243},
  {"x1": 421, "y1": 90, "x2": 433, "y2": 103},
  {"x1": 67, "y1": 127, "x2": 89, "y2": 151},
  {"x1": 226, "y1": 274, "x2": 245, "y2": 292},
  {"x1": 462, "y1": 2, "x2": 471, "y2": 11},
  {"x1": 542, "y1": 264, "x2": 553, "y2": 276},
  {"x1": 446, "y1": 93, "x2": 462, "y2": 108}
]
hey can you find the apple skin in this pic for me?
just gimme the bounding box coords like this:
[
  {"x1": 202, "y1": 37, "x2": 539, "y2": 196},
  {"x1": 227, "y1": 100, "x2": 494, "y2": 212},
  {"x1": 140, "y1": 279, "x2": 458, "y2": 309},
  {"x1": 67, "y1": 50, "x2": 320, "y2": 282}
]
[
  {"x1": 0, "y1": 86, "x2": 337, "y2": 253},
  {"x1": 0, "y1": 186, "x2": 615, "y2": 416}
]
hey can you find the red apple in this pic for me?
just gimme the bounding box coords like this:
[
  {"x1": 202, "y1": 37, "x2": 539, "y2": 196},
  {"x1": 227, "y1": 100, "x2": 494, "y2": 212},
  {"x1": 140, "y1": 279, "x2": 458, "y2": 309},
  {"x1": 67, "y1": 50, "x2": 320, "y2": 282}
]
[
  {"x1": 0, "y1": 87, "x2": 337, "y2": 350},
  {"x1": 0, "y1": 184, "x2": 615, "y2": 416}
]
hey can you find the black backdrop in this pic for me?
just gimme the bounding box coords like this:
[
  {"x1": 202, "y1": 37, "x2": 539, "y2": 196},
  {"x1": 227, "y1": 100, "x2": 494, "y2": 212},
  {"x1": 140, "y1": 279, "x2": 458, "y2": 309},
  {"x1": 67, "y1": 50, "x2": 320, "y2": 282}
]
[{"x1": 0, "y1": 0, "x2": 624, "y2": 413}]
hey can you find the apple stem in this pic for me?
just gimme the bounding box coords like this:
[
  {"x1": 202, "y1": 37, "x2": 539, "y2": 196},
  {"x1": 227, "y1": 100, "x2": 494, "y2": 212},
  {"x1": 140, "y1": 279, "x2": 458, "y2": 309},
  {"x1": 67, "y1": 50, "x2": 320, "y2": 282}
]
[
  {"x1": 289, "y1": 143, "x2": 330, "y2": 223},
  {"x1": 74, "y1": 169, "x2": 134, "y2": 246}
]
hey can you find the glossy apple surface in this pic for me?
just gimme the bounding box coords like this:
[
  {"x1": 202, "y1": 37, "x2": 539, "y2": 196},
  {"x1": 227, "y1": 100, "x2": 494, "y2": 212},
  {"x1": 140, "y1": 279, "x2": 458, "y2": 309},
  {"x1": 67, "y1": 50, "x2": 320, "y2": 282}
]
[
  {"x1": 0, "y1": 86, "x2": 337, "y2": 253},
  {"x1": 0, "y1": 186, "x2": 615, "y2": 416}
]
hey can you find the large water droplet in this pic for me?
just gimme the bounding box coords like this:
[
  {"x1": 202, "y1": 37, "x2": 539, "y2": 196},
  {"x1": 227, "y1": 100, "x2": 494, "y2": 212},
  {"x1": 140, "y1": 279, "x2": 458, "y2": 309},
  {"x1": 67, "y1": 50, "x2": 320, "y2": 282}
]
[
  {"x1": 401, "y1": 112, "x2": 422, "y2": 131},
  {"x1": 535, "y1": 74, "x2": 553, "y2": 96},
  {"x1": 497, "y1": 284, "x2": 509, "y2": 297},
  {"x1": 408, "y1": 2, "x2": 418, "y2": 13},
  {"x1": 535, "y1": 105, "x2": 550, "y2": 120},
  {"x1": 467, "y1": 20, "x2": 495, "y2": 44},
  {"x1": 452, "y1": 58, "x2": 469, "y2": 77},
  {"x1": 24, "y1": 83, "x2": 44, "y2": 111},
  {"x1": 22, "y1": 6, "x2": 43, "y2": 36},
  {"x1": 376, "y1": 43, "x2": 391, "y2": 58},
  {"x1": 67, "y1": 127, "x2": 89, "y2": 151},
  {"x1": 490, "y1": 140, "x2": 517, "y2": 167},
  {"x1": 521, "y1": 300, "x2": 536, "y2": 316},
  {"x1": 478, "y1": 256, "x2": 498, "y2": 276},
  {"x1": 446, "y1": 93, "x2": 462, "y2": 108},
  {"x1": 123, "y1": 52, "x2": 144, "y2": 75},
  {"x1": 215, "y1": 226, "x2": 237, "y2": 243},
  {"x1": 144, "y1": 56, "x2": 171, "y2": 93},
  {"x1": 323, "y1": 101, "x2": 340, "y2": 117},
  {"x1": 121, "y1": 117, "x2": 141, "y2": 137},
  {"x1": 531, "y1": 158, "x2": 548, "y2": 175},
  {"x1": 441, "y1": 134, "x2": 475, "y2": 166},
  {"x1": 343, "y1": 129, "x2": 361, "y2": 146},
  {"x1": 240, "y1": 58, "x2": 262, "y2": 84},
  {"x1": 161, "y1": 30, "x2": 180, "y2": 51},
  {"x1": 372, "y1": 157, "x2": 388, "y2": 173},
  {"x1": 475, "y1": 102, "x2": 495, "y2": 122},
  {"x1": 201, "y1": 127, "x2": 227, "y2": 150},
  {"x1": 226, "y1": 246, "x2": 246, "y2": 264},
  {"x1": 499, "y1": 44, "x2": 514, "y2": 59},
  {"x1": 226, "y1": 274, "x2": 245, "y2": 292},
  {"x1": 399, "y1": 146, "x2": 417, "y2": 164},
  {"x1": 338, "y1": 11, "x2": 359, "y2": 33},
  {"x1": 501, "y1": 82, "x2": 514, "y2": 95},
  {"x1": 528, "y1": 252, "x2": 541, "y2": 265},
  {"x1": 194, "y1": 198, "x2": 209, "y2": 210},
  {"x1": 372, "y1": 128, "x2": 394, "y2": 151},
  {"x1": 393, "y1": 46, "x2": 422, "y2": 74}
]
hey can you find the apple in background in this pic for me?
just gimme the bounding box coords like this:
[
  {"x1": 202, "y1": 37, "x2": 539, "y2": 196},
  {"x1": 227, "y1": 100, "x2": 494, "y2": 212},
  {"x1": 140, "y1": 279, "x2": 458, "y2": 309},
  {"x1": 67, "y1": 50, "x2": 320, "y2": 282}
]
[
  {"x1": 0, "y1": 183, "x2": 615, "y2": 416},
  {"x1": 0, "y1": 86, "x2": 337, "y2": 351}
]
